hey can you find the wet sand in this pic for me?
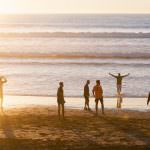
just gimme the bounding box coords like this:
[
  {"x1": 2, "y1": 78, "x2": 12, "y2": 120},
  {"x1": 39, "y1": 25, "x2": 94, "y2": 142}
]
[{"x1": 0, "y1": 106, "x2": 150, "y2": 150}]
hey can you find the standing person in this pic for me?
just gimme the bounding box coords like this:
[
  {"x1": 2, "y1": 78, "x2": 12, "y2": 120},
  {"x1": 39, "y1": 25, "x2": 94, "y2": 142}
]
[
  {"x1": 84, "y1": 80, "x2": 90, "y2": 111},
  {"x1": 92, "y1": 80, "x2": 104, "y2": 115},
  {"x1": 57, "y1": 82, "x2": 65, "y2": 120},
  {"x1": 147, "y1": 92, "x2": 150, "y2": 106},
  {"x1": 0, "y1": 76, "x2": 7, "y2": 111},
  {"x1": 109, "y1": 73, "x2": 130, "y2": 94}
]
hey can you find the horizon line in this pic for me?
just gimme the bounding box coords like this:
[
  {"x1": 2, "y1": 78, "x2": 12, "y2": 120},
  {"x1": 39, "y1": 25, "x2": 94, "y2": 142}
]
[{"x1": 0, "y1": 12, "x2": 150, "y2": 15}]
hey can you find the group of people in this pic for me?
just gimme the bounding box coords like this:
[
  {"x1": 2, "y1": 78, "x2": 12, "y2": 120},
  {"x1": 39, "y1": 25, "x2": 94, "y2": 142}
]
[
  {"x1": 0, "y1": 73, "x2": 149, "y2": 120},
  {"x1": 57, "y1": 73, "x2": 130, "y2": 120}
]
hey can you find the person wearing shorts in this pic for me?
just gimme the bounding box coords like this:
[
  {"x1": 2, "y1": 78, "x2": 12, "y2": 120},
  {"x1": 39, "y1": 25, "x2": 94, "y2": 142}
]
[
  {"x1": 57, "y1": 82, "x2": 65, "y2": 120},
  {"x1": 84, "y1": 80, "x2": 90, "y2": 110},
  {"x1": 92, "y1": 80, "x2": 104, "y2": 115}
]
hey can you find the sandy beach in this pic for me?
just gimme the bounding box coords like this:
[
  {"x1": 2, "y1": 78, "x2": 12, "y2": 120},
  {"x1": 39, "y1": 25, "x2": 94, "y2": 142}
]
[{"x1": 0, "y1": 101, "x2": 150, "y2": 150}]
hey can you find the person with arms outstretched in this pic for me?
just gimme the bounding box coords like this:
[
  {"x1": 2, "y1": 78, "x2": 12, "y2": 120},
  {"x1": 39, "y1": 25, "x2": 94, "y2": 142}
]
[
  {"x1": 109, "y1": 73, "x2": 130, "y2": 94},
  {"x1": 0, "y1": 76, "x2": 7, "y2": 111},
  {"x1": 92, "y1": 80, "x2": 104, "y2": 116},
  {"x1": 57, "y1": 82, "x2": 65, "y2": 120},
  {"x1": 84, "y1": 80, "x2": 90, "y2": 111}
]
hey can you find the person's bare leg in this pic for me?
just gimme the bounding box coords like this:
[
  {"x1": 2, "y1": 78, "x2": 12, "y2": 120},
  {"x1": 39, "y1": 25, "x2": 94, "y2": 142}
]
[
  {"x1": 100, "y1": 99, "x2": 104, "y2": 115},
  {"x1": 58, "y1": 104, "x2": 61, "y2": 120},
  {"x1": 87, "y1": 101, "x2": 90, "y2": 110},
  {"x1": 95, "y1": 101, "x2": 98, "y2": 116},
  {"x1": 62, "y1": 104, "x2": 65, "y2": 119},
  {"x1": 120, "y1": 84, "x2": 122, "y2": 93},
  {"x1": 117, "y1": 86, "x2": 119, "y2": 95},
  {"x1": 0, "y1": 96, "x2": 3, "y2": 112},
  {"x1": 84, "y1": 100, "x2": 87, "y2": 110},
  {"x1": 1, "y1": 98, "x2": 3, "y2": 112}
]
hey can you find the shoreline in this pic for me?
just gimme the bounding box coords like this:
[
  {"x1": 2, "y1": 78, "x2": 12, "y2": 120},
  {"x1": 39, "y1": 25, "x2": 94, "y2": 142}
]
[
  {"x1": 2, "y1": 95, "x2": 149, "y2": 112},
  {"x1": 4, "y1": 94, "x2": 148, "y2": 98}
]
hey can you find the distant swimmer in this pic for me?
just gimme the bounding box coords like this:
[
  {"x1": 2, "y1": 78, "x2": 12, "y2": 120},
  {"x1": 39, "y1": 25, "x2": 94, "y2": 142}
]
[
  {"x1": 83, "y1": 80, "x2": 91, "y2": 111},
  {"x1": 0, "y1": 76, "x2": 7, "y2": 111},
  {"x1": 57, "y1": 82, "x2": 65, "y2": 120},
  {"x1": 147, "y1": 92, "x2": 150, "y2": 106},
  {"x1": 109, "y1": 73, "x2": 130, "y2": 94},
  {"x1": 92, "y1": 80, "x2": 104, "y2": 115}
]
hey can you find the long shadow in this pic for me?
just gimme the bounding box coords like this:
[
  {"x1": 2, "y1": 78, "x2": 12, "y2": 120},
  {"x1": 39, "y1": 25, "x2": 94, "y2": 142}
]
[
  {"x1": 0, "y1": 138, "x2": 149, "y2": 150},
  {"x1": 100, "y1": 115, "x2": 150, "y2": 145},
  {"x1": 0, "y1": 113, "x2": 16, "y2": 138}
]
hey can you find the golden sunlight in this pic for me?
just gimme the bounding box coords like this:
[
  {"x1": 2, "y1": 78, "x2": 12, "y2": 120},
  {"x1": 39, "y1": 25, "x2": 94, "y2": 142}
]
[{"x1": 0, "y1": 0, "x2": 150, "y2": 14}]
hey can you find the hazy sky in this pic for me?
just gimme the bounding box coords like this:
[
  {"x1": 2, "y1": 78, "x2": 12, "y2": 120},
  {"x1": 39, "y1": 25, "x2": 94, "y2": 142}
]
[{"x1": 0, "y1": 0, "x2": 150, "y2": 14}]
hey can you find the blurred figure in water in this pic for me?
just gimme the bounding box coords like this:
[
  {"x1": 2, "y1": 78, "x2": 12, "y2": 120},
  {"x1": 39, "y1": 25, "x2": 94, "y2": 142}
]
[
  {"x1": 57, "y1": 82, "x2": 65, "y2": 120},
  {"x1": 0, "y1": 76, "x2": 7, "y2": 111},
  {"x1": 109, "y1": 73, "x2": 130, "y2": 94},
  {"x1": 84, "y1": 80, "x2": 90, "y2": 111},
  {"x1": 147, "y1": 92, "x2": 150, "y2": 106},
  {"x1": 92, "y1": 80, "x2": 104, "y2": 116}
]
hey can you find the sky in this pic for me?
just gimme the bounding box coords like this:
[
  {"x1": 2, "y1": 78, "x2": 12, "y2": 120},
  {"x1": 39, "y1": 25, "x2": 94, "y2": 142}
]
[{"x1": 0, "y1": 0, "x2": 150, "y2": 14}]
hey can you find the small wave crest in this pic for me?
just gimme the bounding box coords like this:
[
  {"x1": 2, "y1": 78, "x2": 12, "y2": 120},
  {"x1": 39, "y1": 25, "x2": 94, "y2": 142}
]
[
  {"x1": 0, "y1": 53, "x2": 150, "y2": 59},
  {"x1": 1, "y1": 32, "x2": 150, "y2": 38}
]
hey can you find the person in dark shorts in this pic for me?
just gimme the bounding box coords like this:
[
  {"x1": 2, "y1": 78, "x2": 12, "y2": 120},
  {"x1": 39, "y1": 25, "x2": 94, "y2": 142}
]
[
  {"x1": 92, "y1": 80, "x2": 104, "y2": 115},
  {"x1": 84, "y1": 80, "x2": 90, "y2": 110},
  {"x1": 109, "y1": 73, "x2": 130, "y2": 94},
  {"x1": 57, "y1": 82, "x2": 65, "y2": 120},
  {"x1": 147, "y1": 92, "x2": 150, "y2": 105}
]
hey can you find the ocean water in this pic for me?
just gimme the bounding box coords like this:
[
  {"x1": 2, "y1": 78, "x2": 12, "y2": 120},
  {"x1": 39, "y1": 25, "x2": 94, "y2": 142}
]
[{"x1": 0, "y1": 14, "x2": 150, "y2": 97}]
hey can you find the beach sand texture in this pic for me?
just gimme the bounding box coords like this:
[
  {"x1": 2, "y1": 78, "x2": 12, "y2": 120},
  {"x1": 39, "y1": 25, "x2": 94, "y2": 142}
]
[{"x1": 0, "y1": 106, "x2": 149, "y2": 150}]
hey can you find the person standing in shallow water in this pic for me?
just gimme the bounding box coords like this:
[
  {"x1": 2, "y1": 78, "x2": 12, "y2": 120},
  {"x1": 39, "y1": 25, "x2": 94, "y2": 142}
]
[
  {"x1": 84, "y1": 80, "x2": 90, "y2": 111},
  {"x1": 92, "y1": 80, "x2": 104, "y2": 115},
  {"x1": 57, "y1": 82, "x2": 65, "y2": 120},
  {"x1": 0, "y1": 76, "x2": 7, "y2": 111},
  {"x1": 109, "y1": 73, "x2": 130, "y2": 94}
]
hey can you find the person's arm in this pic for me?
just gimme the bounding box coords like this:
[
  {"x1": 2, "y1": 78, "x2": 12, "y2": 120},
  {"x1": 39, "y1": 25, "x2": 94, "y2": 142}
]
[
  {"x1": 121, "y1": 73, "x2": 130, "y2": 78},
  {"x1": 101, "y1": 86, "x2": 103, "y2": 95},
  {"x1": 109, "y1": 73, "x2": 117, "y2": 78},
  {"x1": 92, "y1": 87, "x2": 95, "y2": 96},
  {"x1": 57, "y1": 88, "x2": 59, "y2": 97},
  {"x1": 88, "y1": 86, "x2": 90, "y2": 96}
]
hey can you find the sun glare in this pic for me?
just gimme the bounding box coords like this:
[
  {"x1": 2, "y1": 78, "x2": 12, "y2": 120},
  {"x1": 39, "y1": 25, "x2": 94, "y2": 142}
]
[
  {"x1": 0, "y1": 0, "x2": 150, "y2": 14},
  {"x1": 0, "y1": 1, "x2": 17, "y2": 14}
]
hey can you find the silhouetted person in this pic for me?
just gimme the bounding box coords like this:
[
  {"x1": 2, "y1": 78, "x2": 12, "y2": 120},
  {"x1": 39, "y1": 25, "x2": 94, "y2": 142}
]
[
  {"x1": 147, "y1": 92, "x2": 150, "y2": 106},
  {"x1": 84, "y1": 80, "x2": 90, "y2": 110},
  {"x1": 109, "y1": 73, "x2": 130, "y2": 94},
  {"x1": 0, "y1": 76, "x2": 7, "y2": 111},
  {"x1": 92, "y1": 80, "x2": 104, "y2": 115},
  {"x1": 57, "y1": 82, "x2": 65, "y2": 120}
]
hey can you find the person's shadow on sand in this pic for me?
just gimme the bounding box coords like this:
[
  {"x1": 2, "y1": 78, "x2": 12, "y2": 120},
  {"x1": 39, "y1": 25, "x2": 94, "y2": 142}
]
[{"x1": 0, "y1": 112, "x2": 15, "y2": 138}]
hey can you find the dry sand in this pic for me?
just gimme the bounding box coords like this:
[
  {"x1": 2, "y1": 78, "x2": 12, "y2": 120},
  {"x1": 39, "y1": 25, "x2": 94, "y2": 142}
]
[{"x1": 0, "y1": 106, "x2": 150, "y2": 150}]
